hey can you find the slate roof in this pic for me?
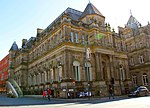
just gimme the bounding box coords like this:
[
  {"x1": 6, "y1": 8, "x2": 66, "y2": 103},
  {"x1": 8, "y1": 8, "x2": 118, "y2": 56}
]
[
  {"x1": 38, "y1": 3, "x2": 103, "y2": 37},
  {"x1": 10, "y1": 41, "x2": 18, "y2": 51},
  {"x1": 80, "y1": 2, "x2": 104, "y2": 18},
  {"x1": 65, "y1": 7, "x2": 82, "y2": 21},
  {"x1": 126, "y1": 15, "x2": 141, "y2": 29}
]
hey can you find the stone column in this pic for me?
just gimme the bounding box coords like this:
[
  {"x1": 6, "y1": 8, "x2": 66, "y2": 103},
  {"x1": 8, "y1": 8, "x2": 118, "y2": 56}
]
[
  {"x1": 63, "y1": 51, "x2": 67, "y2": 79},
  {"x1": 99, "y1": 53, "x2": 103, "y2": 80},
  {"x1": 124, "y1": 60, "x2": 130, "y2": 79},
  {"x1": 113, "y1": 57, "x2": 119, "y2": 80},
  {"x1": 62, "y1": 25, "x2": 65, "y2": 42},
  {"x1": 68, "y1": 52, "x2": 72, "y2": 78},
  {"x1": 95, "y1": 53, "x2": 100, "y2": 80},
  {"x1": 109, "y1": 55, "x2": 114, "y2": 78}
]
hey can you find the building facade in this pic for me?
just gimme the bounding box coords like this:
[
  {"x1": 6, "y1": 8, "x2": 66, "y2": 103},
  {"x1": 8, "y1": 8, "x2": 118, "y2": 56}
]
[
  {"x1": 119, "y1": 15, "x2": 150, "y2": 90},
  {"x1": 0, "y1": 54, "x2": 9, "y2": 93},
  {"x1": 9, "y1": 3, "x2": 133, "y2": 98}
]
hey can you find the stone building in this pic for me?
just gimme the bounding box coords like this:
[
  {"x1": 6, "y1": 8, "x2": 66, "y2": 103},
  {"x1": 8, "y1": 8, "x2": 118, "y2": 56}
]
[
  {"x1": 9, "y1": 3, "x2": 131, "y2": 98},
  {"x1": 119, "y1": 15, "x2": 150, "y2": 90}
]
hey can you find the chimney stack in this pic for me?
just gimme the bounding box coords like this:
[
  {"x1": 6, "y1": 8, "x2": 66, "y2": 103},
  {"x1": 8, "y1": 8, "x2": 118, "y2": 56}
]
[{"x1": 37, "y1": 28, "x2": 43, "y2": 37}]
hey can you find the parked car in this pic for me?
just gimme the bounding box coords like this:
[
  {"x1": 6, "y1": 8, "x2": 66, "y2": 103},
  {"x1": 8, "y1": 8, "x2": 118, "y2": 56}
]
[
  {"x1": 128, "y1": 86, "x2": 150, "y2": 97},
  {"x1": 76, "y1": 92, "x2": 92, "y2": 98}
]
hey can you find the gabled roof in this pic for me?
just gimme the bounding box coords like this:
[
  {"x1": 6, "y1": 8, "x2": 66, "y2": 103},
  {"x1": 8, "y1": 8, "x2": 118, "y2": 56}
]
[
  {"x1": 10, "y1": 41, "x2": 18, "y2": 51},
  {"x1": 126, "y1": 15, "x2": 141, "y2": 29},
  {"x1": 80, "y1": 2, "x2": 104, "y2": 18}
]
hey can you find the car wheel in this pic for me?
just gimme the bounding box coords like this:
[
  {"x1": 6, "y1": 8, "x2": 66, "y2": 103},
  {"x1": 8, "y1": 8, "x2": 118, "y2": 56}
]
[
  {"x1": 136, "y1": 92, "x2": 140, "y2": 97},
  {"x1": 145, "y1": 92, "x2": 148, "y2": 96}
]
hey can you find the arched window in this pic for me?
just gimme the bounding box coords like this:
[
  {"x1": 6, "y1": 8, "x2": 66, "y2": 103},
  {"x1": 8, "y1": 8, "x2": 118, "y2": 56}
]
[
  {"x1": 85, "y1": 62, "x2": 92, "y2": 81},
  {"x1": 50, "y1": 68, "x2": 54, "y2": 83},
  {"x1": 130, "y1": 56, "x2": 134, "y2": 65},
  {"x1": 35, "y1": 74, "x2": 38, "y2": 85},
  {"x1": 139, "y1": 55, "x2": 144, "y2": 63},
  {"x1": 33, "y1": 74, "x2": 36, "y2": 85},
  {"x1": 132, "y1": 75, "x2": 137, "y2": 86},
  {"x1": 57, "y1": 62, "x2": 62, "y2": 82},
  {"x1": 31, "y1": 75, "x2": 34, "y2": 85},
  {"x1": 119, "y1": 65, "x2": 125, "y2": 81},
  {"x1": 44, "y1": 71, "x2": 47, "y2": 83},
  {"x1": 38, "y1": 73, "x2": 40, "y2": 84},
  {"x1": 75, "y1": 33, "x2": 79, "y2": 43},
  {"x1": 142, "y1": 73, "x2": 148, "y2": 86},
  {"x1": 73, "y1": 61, "x2": 80, "y2": 81},
  {"x1": 70, "y1": 32, "x2": 74, "y2": 42},
  {"x1": 56, "y1": 35, "x2": 58, "y2": 44},
  {"x1": 60, "y1": 31, "x2": 62, "y2": 42},
  {"x1": 82, "y1": 35, "x2": 85, "y2": 44},
  {"x1": 87, "y1": 35, "x2": 90, "y2": 45}
]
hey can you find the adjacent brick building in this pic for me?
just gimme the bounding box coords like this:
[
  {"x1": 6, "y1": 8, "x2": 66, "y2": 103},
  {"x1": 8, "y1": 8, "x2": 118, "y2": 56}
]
[{"x1": 0, "y1": 54, "x2": 9, "y2": 93}]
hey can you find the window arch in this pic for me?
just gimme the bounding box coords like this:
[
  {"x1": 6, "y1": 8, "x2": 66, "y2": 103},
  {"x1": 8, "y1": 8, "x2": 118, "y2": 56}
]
[
  {"x1": 85, "y1": 62, "x2": 92, "y2": 81},
  {"x1": 73, "y1": 61, "x2": 80, "y2": 81}
]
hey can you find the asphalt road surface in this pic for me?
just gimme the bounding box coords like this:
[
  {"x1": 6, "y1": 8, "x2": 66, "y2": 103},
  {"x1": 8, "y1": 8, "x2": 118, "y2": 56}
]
[{"x1": 0, "y1": 94, "x2": 150, "y2": 108}]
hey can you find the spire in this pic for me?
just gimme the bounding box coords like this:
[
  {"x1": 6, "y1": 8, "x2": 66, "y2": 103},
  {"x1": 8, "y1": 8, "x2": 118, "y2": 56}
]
[
  {"x1": 130, "y1": 9, "x2": 132, "y2": 16},
  {"x1": 89, "y1": 0, "x2": 91, "y2": 3},
  {"x1": 80, "y1": 2, "x2": 104, "y2": 18},
  {"x1": 10, "y1": 41, "x2": 18, "y2": 51}
]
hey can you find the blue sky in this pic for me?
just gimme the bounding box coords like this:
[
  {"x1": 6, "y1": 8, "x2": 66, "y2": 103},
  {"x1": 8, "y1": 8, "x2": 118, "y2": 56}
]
[{"x1": 0, "y1": 0, "x2": 150, "y2": 60}]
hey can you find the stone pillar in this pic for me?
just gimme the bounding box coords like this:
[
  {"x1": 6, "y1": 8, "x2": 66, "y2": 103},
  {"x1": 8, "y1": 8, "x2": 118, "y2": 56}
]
[
  {"x1": 124, "y1": 60, "x2": 130, "y2": 79},
  {"x1": 47, "y1": 70, "x2": 50, "y2": 83},
  {"x1": 109, "y1": 55, "x2": 114, "y2": 78},
  {"x1": 113, "y1": 57, "x2": 119, "y2": 80},
  {"x1": 99, "y1": 53, "x2": 103, "y2": 80},
  {"x1": 68, "y1": 52, "x2": 72, "y2": 78},
  {"x1": 63, "y1": 52, "x2": 66, "y2": 79},
  {"x1": 62, "y1": 25, "x2": 65, "y2": 42},
  {"x1": 95, "y1": 53, "x2": 100, "y2": 80}
]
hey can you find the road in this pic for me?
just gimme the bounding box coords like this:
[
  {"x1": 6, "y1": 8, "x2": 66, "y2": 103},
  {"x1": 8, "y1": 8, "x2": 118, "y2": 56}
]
[{"x1": 0, "y1": 94, "x2": 150, "y2": 108}]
